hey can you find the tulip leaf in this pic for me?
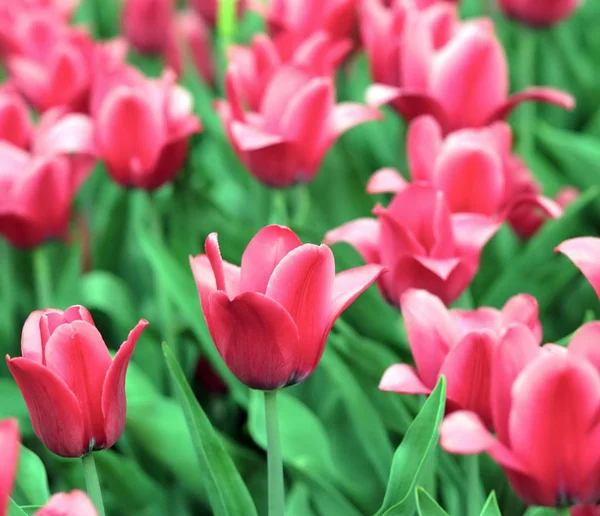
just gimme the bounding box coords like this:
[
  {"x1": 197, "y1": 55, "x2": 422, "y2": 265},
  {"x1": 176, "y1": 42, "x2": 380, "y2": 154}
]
[
  {"x1": 12, "y1": 446, "x2": 50, "y2": 507},
  {"x1": 479, "y1": 492, "x2": 502, "y2": 516},
  {"x1": 7, "y1": 499, "x2": 27, "y2": 516},
  {"x1": 522, "y1": 508, "x2": 557, "y2": 516},
  {"x1": 162, "y1": 343, "x2": 258, "y2": 516},
  {"x1": 375, "y1": 377, "x2": 447, "y2": 516},
  {"x1": 415, "y1": 487, "x2": 449, "y2": 516}
]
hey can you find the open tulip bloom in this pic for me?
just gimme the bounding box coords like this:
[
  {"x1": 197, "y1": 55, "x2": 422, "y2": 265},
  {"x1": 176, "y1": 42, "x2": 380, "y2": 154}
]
[{"x1": 0, "y1": 419, "x2": 19, "y2": 516}]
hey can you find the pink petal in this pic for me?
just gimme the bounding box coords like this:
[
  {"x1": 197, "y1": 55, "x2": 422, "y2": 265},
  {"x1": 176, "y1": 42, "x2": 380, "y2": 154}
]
[
  {"x1": 452, "y1": 213, "x2": 501, "y2": 259},
  {"x1": 365, "y1": 83, "x2": 403, "y2": 108},
  {"x1": 35, "y1": 490, "x2": 98, "y2": 516},
  {"x1": 407, "y1": 115, "x2": 443, "y2": 183},
  {"x1": 34, "y1": 112, "x2": 95, "y2": 157},
  {"x1": 6, "y1": 357, "x2": 85, "y2": 457},
  {"x1": 230, "y1": 121, "x2": 283, "y2": 151},
  {"x1": 329, "y1": 102, "x2": 382, "y2": 140},
  {"x1": 375, "y1": 206, "x2": 426, "y2": 265},
  {"x1": 0, "y1": 419, "x2": 19, "y2": 516},
  {"x1": 487, "y1": 87, "x2": 575, "y2": 124},
  {"x1": 208, "y1": 291, "x2": 300, "y2": 389},
  {"x1": 412, "y1": 256, "x2": 461, "y2": 281},
  {"x1": 556, "y1": 237, "x2": 600, "y2": 300},
  {"x1": 102, "y1": 320, "x2": 148, "y2": 449},
  {"x1": 500, "y1": 294, "x2": 542, "y2": 343},
  {"x1": 379, "y1": 363, "x2": 431, "y2": 395},
  {"x1": 240, "y1": 225, "x2": 302, "y2": 294},
  {"x1": 366, "y1": 168, "x2": 407, "y2": 195},
  {"x1": 568, "y1": 322, "x2": 600, "y2": 376},
  {"x1": 323, "y1": 218, "x2": 381, "y2": 264},
  {"x1": 205, "y1": 232, "x2": 231, "y2": 294},
  {"x1": 21, "y1": 310, "x2": 43, "y2": 364},
  {"x1": 189, "y1": 254, "x2": 241, "y2": 311},
  {"x1": 451, "y1": 307, "x2": 501, "y2": 335}
]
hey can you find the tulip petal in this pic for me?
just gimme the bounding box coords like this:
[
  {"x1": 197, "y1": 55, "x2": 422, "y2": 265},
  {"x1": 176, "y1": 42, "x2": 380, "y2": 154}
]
[
  {"x1": 379, "y1": 363, "x2": 431, "y2": 395},
  {"x1": 204, "y1": 232, "x2": 241, "y2": 296},
  {"x1": 208, "y1": 291, "x2": 300, "y2": 389},
  {"x1": 240, "y1": 225, "x2": 302, "y2": 294},
  {"x1": 412, "y1": 256, "x2": 461, "y2": 281},
  {"x1": 21, "y1": 310, "x2": 43, "y2": 364},
  {"x1": 102, "y1": 320, "x2": 148, "y2": 449},
  {"x1": 323, "y1": 218, "x2": 381, "y2": 264},
  {"x1": 34, "y1": 112, "x2": 95, "y2": 157},
  {"x1": 500, "y1": 294, "x2": 542, "y2": 343},
  {"x1": 452, "y1": 213, "x2": 500, "y2": 258},
  {"x1": 6, "y1": 357, "x2": 85, "y2": 457},
  {"x1": 230, "y1": 121, "x2": 284, "y2": 151},
  {"x1": 407, "y1": 115, "x2": 443, "y2": 183},
  {"x1": 0, "y1": 419, "x2": 19, "y2": 516},
  {"x1": 35, "y1": 490, "x2": 98, "y2": 516},
  {"x1": 487, "y1": 87, "x2": 575, "y2": 124},
  {"x1": 567, "y1": 322, "x2": 600, "y2": 376},
  {"x1": 189, "y1": 255, "x2": 241, "y2": 311},
  {"x1": 365, "y1": 83, "x2": 403, "y2": 108},
  {"x1": 556, "y1": 237, "x2": 600, "y2": 300},
  {"x1": 329, "y1": 102, "x2": 382, "y2": 141},
  {"x1": 366, "y1": 168, "x2": 407, "y2": 194}
]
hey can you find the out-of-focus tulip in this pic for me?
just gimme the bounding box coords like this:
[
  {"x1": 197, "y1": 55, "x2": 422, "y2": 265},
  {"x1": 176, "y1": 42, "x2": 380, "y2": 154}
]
[
  {"x1": 189, "y1": 0, "x2": 246, "y2": 26},
  {"x1": 572, "y1": 507, "x2": 600, "y2": 516},
  {"x1": 35, "y1": 491, "x2": 97, "y2": 516},
  {"x1": 556, "y1": 237, "x2": 600, "y2": 300},
  {"x1": 380, "y1": 289, "x2": 541, "y2": 427},
  {"x1": 0, "y1": 84, "x2": 32, "y2": 149},
  {"x1": 91, "y1": 58, "x2": 201, "y2": 190},
  {"x1": 325, "y1": 184, "x2": 499, "y2": 306},
  {"x1": 440, "y1": 322, "x2": 600, "y2": 506},
  {"x1": 0, "y1": 109, "x2": 94, "y2": 249},
  {"x1": 0, "y1": 419, "x2": 19, "y2": 516},
  {"x1": 122, "y1": 0, "x2": 174, "y2": 54},
  {"x1": 361, "y1": 0, "x2": 574, "y2": 132},
  {"x1": 498, "y1": 0, "x2": 581, "y2": 27},
  {"x1": 190, "y1": 225, "x2": 385, "y2": 390},
  {"x1": 7, "y1": 306, "x2": 148, "y2": 457},
  {"x1": 366, "y1": 116, "x2": 564, "y2": 237},
  {"x1": 217, "y1": 55, "x2": 380, "y2": 188}
]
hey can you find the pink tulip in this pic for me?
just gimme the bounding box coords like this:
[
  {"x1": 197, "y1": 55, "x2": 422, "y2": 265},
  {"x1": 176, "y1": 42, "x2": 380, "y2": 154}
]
[
  {"x1": 361, "y1": 0, "x2": 574, "y2": 132},
  {"x1": 0, "y1": 419, "x2": 19, "y2": 516},
  {"x1": 498, "y1": 0, "x2": 581, "y2": 27},
  {"x1": 325, "y1": 184, "x2": 499, "y2": 306},
  {"x1": 189, "y1": 0, "x2": 246, "y2": 26},
  {"x1": 35, "y1": 491, "x2": 97, "y2": 516},
  {"x1": 380, "y1": 289, "x2": 541, "y2": 427},
  {"x1": 189, "y1": 225, "x2": 385, "y2": 390},
  {"x1": 7, "y1": 306, "x2": 148, "y2": 457},
  {"x1": 122, "y1": 0, "x2": 175, "y2": 54},
  {"x1": 0, "y1": 84, "x2": 32, "y2": 149},
  {"x1": 366, "y1": 116, "x2": 564, "y2": 236},
  {"x1": 440, "y1": 322, "x2": 600, "y2": 506},
  {"x1": 0, "y1": 109, "x2": 94, "y2": 249},
  {"x1": 556, "y1": 237, "x2": 600, "y2": 300},
  {"x1": 91, "y1": 57, "x2": 201, "y2": 190}
]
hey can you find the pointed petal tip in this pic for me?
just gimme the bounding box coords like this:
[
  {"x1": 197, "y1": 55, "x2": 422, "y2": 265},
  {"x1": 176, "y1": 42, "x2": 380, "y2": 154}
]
[{"x1": 379, "y1": 363, "x2": 430, "y2": 394}]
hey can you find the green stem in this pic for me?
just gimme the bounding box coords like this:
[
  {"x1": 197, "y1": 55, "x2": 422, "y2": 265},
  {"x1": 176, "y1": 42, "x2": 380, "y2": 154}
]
[
  {"x1": 264, "y1": 390, "x2": 284, "y2": 516},
  {"x1": 82, "y1": 453, "x2": 106, "y2": 516},
  {"x1": 465, "y1": 455, "x2": 484, "y2": 516},
  {"x1": 1, "y1": 241, "x2": 15, "y2": 339},
  {"x1": 33, "y1": 245, "x2": 52, "y2": 308},
  {"x1": 269, "y1": 190, "x2": 289, "y2": 227},
  {"x1": 516, "y1": 27, "x2": 538, "y2": 158}
]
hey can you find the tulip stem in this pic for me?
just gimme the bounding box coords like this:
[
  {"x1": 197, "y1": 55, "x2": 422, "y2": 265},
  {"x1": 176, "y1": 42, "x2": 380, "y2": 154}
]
[
  {"x1": 465, "y1": 455, "x2": 484, "y2": 516},
  {"x1": 269, "y1": 190, "x2": 289, "y2": 227},
  {"x1": 82, "y1": 453, "x2": 106, "y2": 516},
  {"x1": 517, "y1": 27, "x2": 538, "y2": 158},
  {"x1": 33, "y1": 245, "x2": 52, "y2": 308},
  {"x1": 264, "y1": 390, "x2": 285, "y2": 516}
]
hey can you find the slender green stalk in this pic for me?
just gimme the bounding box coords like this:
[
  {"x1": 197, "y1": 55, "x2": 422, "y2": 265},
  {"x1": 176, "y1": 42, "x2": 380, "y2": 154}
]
[
  {"x1": 33, "y1": 245, "x2": 52, "y2": 308},
  {"x1": 465, "y1": 455, "x2": 484, "y2": 516},
  {"x1": 264, "y1": 390, "x2": 285, "y2": 516},
  {"x1": 517, "y1": 27, "x2": 538, "y2": 158},
  {"x1": 82, "y1": 453, "x2": 106, "y2": 516},
  {"x1": 218, "y1": 0, "x2": 237, "y2": 50},
  {"x1": 1, "y1": 241, "x2": 16, "y2": 338},
  {"x1": 269, "y1": 190, "x2": 289, "y2": 227}
]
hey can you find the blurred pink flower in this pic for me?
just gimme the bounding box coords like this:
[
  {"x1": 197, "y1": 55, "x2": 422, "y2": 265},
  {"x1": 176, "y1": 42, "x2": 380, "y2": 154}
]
[{"x1": 498, "y1": 0, "x2": 582, "y2": 27}]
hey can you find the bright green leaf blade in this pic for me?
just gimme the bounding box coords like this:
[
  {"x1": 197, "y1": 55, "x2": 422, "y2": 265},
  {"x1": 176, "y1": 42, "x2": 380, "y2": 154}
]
[
  {"x1": 162, "y1": 343, "x2": 257, "y2": 516},
  {"x1": 479, "y1": 492, "x2": 502, "y2": 516},
  {"x1": 8, "y1": 498, "x2": 27, "y2": 516},
  {"x1": 376, "y1": 377, "x2": 447, "y2": 516},
  {"x1": 12, "y1": 446, "x2": 50, "y2": 507},
  {"x1": 523, "y1": 508, "x2": 557, "y2": 516},
  {"x1": 416, "y1": 487, "x2": 449, "y2": 516}
]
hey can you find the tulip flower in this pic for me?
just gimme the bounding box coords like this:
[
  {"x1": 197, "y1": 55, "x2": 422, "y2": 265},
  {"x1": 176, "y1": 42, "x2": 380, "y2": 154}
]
[
  {"x1": 556, "y1": 237, "x2": 600, "y2": 300},
  {"x1": 0, "y1": 109, "x2": 94, "y2": 249},
  {"x1": 35, "y1": 491, "x2": 98, "y2": 516},
  {"x1": 440, "y1": 322, "x2": 600, "y2": 506},
  {"x1": 0, "y1": 84, "x2": 32, "y2": 149},
  {"x1": 380, "y1": 289, "x2": 541, "y2": 427},
  {"x1": 366, "y1": 116, "x2": 564, "y2": 236},
  {"x1": 91, "y1": 59, "x2": 201, "y2": 190},
  {"x1": 325, "y1": 184, "x2": 499, "y2": 306},
  {"x1": 122, "y1": 0, "x2": 174, "y2": 54},
  {"x1": 572, "y1": 507, "x2": 600, "y2": 516},
  {"x1": 498, "y1": 0, "x2": 581, "y2": 27},
  {"x1": 361, "y1": 0, "x2": 574, "y2": 132},
  {"x1": 189, "y1": 225, "x2": 385, "y2": 390},
  {"x1": 7, "y1": 306, "x2": 148, "y2": 457},
  {"x1": 217, "y1": 58, "x2": 380, "y2": 188},
  {"x1": 0, "y1": 419, "x2": 19, "y2": 516}
]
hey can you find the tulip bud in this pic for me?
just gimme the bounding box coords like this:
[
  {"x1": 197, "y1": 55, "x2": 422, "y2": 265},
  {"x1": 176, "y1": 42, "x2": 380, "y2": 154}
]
[
  {"x1": 122, "y1": 0, "x2": 174, "y2": 54},
  {"x1": 190, "y1": 225, "x2": 385, "y2": 390},
  {"x1": 35, "y1": 491, "x2": 98, "y2": 516},
  {"x1": 7, "y1": 306, "x2": 148, "y2": 457},
  {"x1": 0, "y1": 419, "x2": 19, "y2": 516},
  {"x1": 498, "y1": 0, "x2": 582, "y2": 27}
]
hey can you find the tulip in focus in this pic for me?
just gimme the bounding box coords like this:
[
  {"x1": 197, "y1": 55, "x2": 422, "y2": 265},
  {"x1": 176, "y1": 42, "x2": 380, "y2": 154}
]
[
  {"x1": 7, "y1": 306, "x2": 148, "y2": 457},
  {"x1": 35, "y1": 491, "x2": 98, "y2": 516},
  {"x1": 0, "y1": 419, "x2": 19, "y2": 516},
  {"x1": 361, "y1": 0, "x2": 574, "y2": 132},
  {"x1": 498, "y1": 0, "x2": 582, "y2": 27},
  {"x1": 0, "y1": 84, "x2": 32, "y2": 149},
  {"x1": 122, "y1": 0, "x2": 174, "y2": 54},
  {"x1": 189, "y1": 225, "x2": 385, "y2": 390},
  {"x1": 380, "y1": 289, "x2": 541, "y2": 427},
  {"x1": 325, "y1": 184, "x2": 500, "y2": 306},
  {"x1": 440, "y1": 322, "x2": 600, "y2": 506}
]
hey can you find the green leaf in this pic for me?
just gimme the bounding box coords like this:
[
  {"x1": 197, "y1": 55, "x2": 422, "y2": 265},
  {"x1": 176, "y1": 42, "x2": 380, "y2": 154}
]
[
  {"x1": 523, "y1": 508, "x2": 557, "y2": 516},
  {"x1": 12, "y1": 446, "x2": 50, "y2": 507},
  {"x1": 376, "y1": 377, "x2": 447, "y2": 516},
  {"x1": 416, "y1": 488, "x2": 449, "y2": 516},
  {"x1": 8, "y1": 498, "x2": 27, "y2": 516},
  {"x1": 162, "y1": 343, "x2": 257, "y2": 516},
  {"x1": 479, "y1": 492, "x2": 502, "y2": 516}
]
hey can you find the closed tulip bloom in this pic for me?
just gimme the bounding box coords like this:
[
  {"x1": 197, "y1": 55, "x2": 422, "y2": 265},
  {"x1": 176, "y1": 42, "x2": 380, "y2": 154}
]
[
  {"x1": 91, "y1": 62, "x2": 201, "y2": 190},
  {"x1": 441, "y1": 322, "x2": 600, "y2": 506},
  {"x1": 0, "y1": 84, "x2": 32, "y2": 149},
  {"x1": 122, "y1": 0, "x2": 174, "y2": 54},
  {"x1": 380, "y1": 289, "x2": 541, "y2": 427},
  {"x1": 325, "y1": 184, "x2": 499, "y2": 306},
  {"x1": 362, "y1": 1, "x2": 574, "y2": 132},
  {"x1": 190, "y1": 225, "x2": 385, "y2": 390},
  {"x1": 0, "y1": 419, "x2": 19, "y2": 516},
  {"x1": 35, "y1": 491, "x2": 97, "y2": 516},
  {"x1": 7, "y1": 306, "x2": 148, "y2": 457},
  {"x1": 498, "y1": 0, "x2": 581, "y2": 27}
]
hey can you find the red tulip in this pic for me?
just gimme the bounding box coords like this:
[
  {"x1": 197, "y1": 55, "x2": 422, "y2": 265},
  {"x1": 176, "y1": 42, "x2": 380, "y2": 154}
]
[
  {"x1": 440, "y1": 322, "x2": 600, "y2": 506},
  {"x1": 0, "y1": 419, "x2": 19, "y2": 516},
  {"x1": 7, "y1": 306, "x2": 148, "y2": 457},
  {"x1": 361, "y1": 0, "x2": 574, "y2": 132},
  {"x1": 0, "y1": 109, "x2": 94, "y2": 249},
  {"x1": 498, "y1": 0, "x2": 581, "y2": 27},
  {"x1": 325, "y1": 184, "x2": 499, "y2": 306},
  {"x1": 189, "y1": 0, "x2": 246, "y2": 26},
  {"x1": 122, "y1": 0, "x2": 175, "y2": 54},
  {"x1": 91, "y1": 59, "x2": 201, "y2": 190},
  {"x1": 0, "y1": 84, "x2": 32, "y2": 149},
  {"x1": 366, "y1": 116, "x2": 564, "y2": 236},
  {"x1": 572, "y1": 507, "x2": 600, "y2": 516},
  {"x1": 35, "y1": 491, "x2": 97, "y2": 516},
  {"x1": 380, "y1": 289, "x2": 541, "y2": 427},
  {"x1": 189, "y1": 225, "x2": 385, "y2": 390}
]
